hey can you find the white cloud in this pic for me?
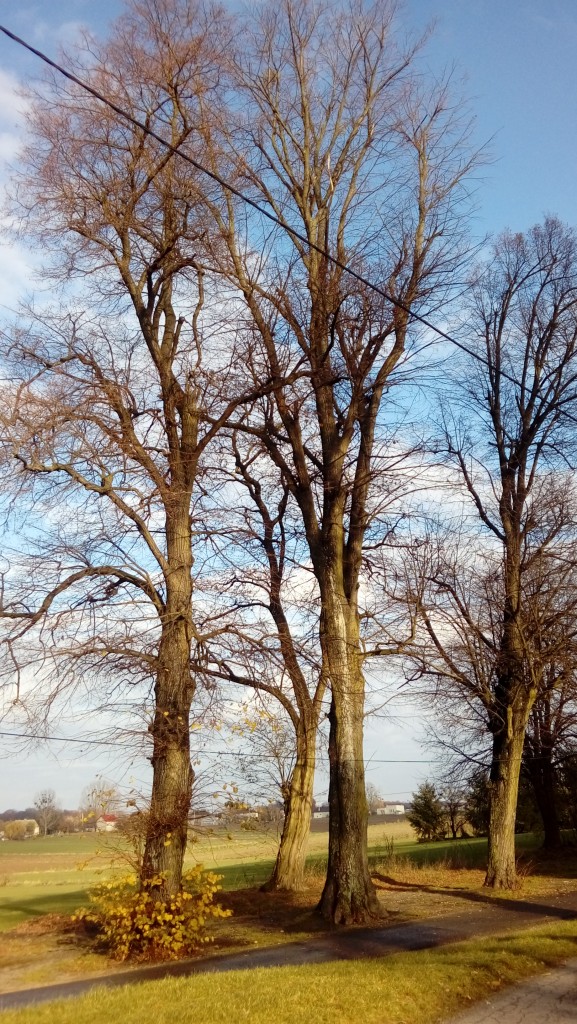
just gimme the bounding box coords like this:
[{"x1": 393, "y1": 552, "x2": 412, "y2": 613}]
[
  {"x1": 0, "y1": 240, "x2": 34, "y2": 313},
  {"x1": 0, "y1": 68, "x2": 28, "y2": 156},
  {"x1": 29, "y1": 18, "x2": 87, "y2": 49}
]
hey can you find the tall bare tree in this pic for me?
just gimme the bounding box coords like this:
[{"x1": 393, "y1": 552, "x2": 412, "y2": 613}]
[
  {"x1": 0, "y1": 0, "x2": 262, "y2": 896},
  {"x1": 415, "y1": 218, "x2": 577, "y2": 887},
  {"x1": 34, "y1": 789, "x2": 61, "y2": 836},
  {"x1": 521, "y1": 574, "x2": 577, "y2": 849},
  {"x1": 201, "y1": 0, "x2": 477, "y2": 922},
  {"x1": 203, "y1": 443, "x2": 327, "y2": 891}
]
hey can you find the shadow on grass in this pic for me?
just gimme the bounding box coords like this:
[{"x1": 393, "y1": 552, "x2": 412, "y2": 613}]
[
  {"x1": 366, "y1": 832, "x2": 577, "y2": 875},
  {"x1": 0, "y1": 889, "x2": 89, "y2": 924},
  {"x1": 215, "y1": 860, "x2": 275, "y2": 891},
  {"x1": 371, "y1": 871, "x2": 577, "y2": 921}
]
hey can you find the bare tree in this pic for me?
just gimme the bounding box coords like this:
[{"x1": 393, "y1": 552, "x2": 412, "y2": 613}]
[
  {"x1": 522, "y1": 643, "x2": 577, "y2": 849},
  {"x1": 365, "y1": 782, "x2": 383, "y2": 814},
  {"x1": 0, "y1": 0, "x2": 264, "y2": 896},
  {"x1": 201, "y1": 0, "x2": 477, "y2": 922},
  {"x1": 442, "y1": 785, "x2": 467, "y2": 840},
  {"x1": 229, "y1": 702, "x2": 298, "y2": 811},
  {"x1": 34, "y1": 789, "x2": 61, "y2": 836},
  {"x1": 203, "y1": 445, "x2": 327, "y2": 891},
  {"x1": 80, "y1": 778, "x2": 121, "y2": 831},
  {"x1": 416, "y1": 219, "x2": 577, "y2": 887}
]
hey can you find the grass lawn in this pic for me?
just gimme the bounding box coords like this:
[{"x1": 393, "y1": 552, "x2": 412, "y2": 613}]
[
  {"x1": 1, "y1": 823, "x2": 576, "y2": 998},
  {"x1": 0, "y1": 822, "x2": 409, "y2": 931},
  {"x1": 0, "y1": 824, "x2": 569, "y2": 933},
  {"x1": 3, "y1": 919, "x2": 577, "y2": 1024}
]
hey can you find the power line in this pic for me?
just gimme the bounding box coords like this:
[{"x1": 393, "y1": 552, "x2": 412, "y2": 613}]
[
  {"x1": 2, "y1": 730, "x2": 571, "y2": 767},
  {"x1": 0, "y1": 729, "x2": 137, "y2": 749},
  {"x1": 0, "y1": 729, "x2": 440, "y2": 762},
  {"x1": 3, "y1": 25, "x2": 577, "y2": 422},
  {"x1": 0, "y1": 23, "x2": 483, "y2": 368}
]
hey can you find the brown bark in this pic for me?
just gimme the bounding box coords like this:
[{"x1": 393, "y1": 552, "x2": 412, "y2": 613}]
[
  {"x1": 316, "y1": 588, "x2": 380, "y2": 923},
  {"x1": 263, "y1": 743, "x2": 316, "y2": 892},
  {"x1": 318, "y1": 696, "x2": 380, "y2": 923},
  {"x1": 142, "y1": 686, "x2": 193, "y2": 895},
  {"x1": 142, "y1": 504, "x2": 195, "y2": 895},
  {"x1": 485, "y1": 711, "x2": 526, "y2": 888}
]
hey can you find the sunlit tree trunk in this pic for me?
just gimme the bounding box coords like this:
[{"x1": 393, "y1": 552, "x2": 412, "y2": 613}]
[
  {"x1": 264, "y1": 731, "x2": 316, "y2": 892},
  {"x1": 317, "y1": 588, "x2": 379, "y2": 923},
  {"x1": 486, "y1": 709, "x2": 527, "y2": 889},
  {"x1": 142, "y1": 502, "x2": 195, "y2": 896},
  {"x1": 318, "y1": 695, "x2": 379, "y2": 922}
]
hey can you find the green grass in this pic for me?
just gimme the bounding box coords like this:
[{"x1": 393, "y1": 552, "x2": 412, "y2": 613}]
[
  {"x1": 0, "y1": 887, "x2": 92, "y2": 932},
  {"x1": 3, "y1": 919, "x2": 577, "y2": 1024},
  {"x1": 0, "y1": 834, "x2": 103, "y2": 860},
  {"x1": 0, "y1": 826, "x2": 559, "y2": 933},
  {"x1": 209, "y1": 857, "x2": 275, "y2": 889},
  {"x1": 369, "y1": 831, "x2": 542, "y2": 870}
]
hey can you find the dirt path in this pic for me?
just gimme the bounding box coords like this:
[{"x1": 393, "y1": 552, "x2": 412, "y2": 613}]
[{"x1": 1, "y1": 889, "x2": 577, "y2": 1011}]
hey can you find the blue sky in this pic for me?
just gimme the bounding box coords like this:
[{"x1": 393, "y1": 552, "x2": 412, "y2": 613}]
[
  {"x1": 3, "y1": 0, "x2": 577, "y2": 238},
  {"x1": 0, "y1": 0, "x2": 576, "y2": 807},
  {"x1": 407, "y1": 0, "x2": 577, "y2": 237}
]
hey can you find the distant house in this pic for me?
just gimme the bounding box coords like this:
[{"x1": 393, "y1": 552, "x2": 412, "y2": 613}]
[
  {"x1": 312, "y1": 804, "x2": 330, "y2": 819},
  {"x1": 96, "y1": 814, "x2": 118, "y2": 832},
  {"x1": 22, "y1": 819, "x2": 40, "y2": 836},
  {"x1": 375, "y1": 803, "x2": 405, "y2": 816}
]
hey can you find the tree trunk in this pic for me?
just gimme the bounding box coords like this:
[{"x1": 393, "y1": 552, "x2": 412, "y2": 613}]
[
  {"x1": 317, "y1": 696, "x2": 380, "y2": 923},
  {"x1": 141, "y1": 630, "x2": 193, "y2": 896},
  {"x1": 263, "y1": 742, "x2": 316, "y2": 892},
  {"x1": 141, "y1": 506, "x2": 194, "y2": 897},
  {"x1": 315, "y1": 584, "x2": 380, "y2": 924},
  {"x1": 485, "y1": 715, "x2": 526, "y2": 889}
]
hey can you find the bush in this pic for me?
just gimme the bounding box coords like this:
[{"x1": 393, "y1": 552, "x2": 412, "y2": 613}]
[
  {"x1": 74, "y1": 865, "x2": 231, "y2": 962},
  {"x1": 4, "y1": 820, "x2": 27, "y2": 840}
]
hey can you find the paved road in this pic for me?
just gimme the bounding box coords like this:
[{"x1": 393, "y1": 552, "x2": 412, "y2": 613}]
[
  {"x1": 443, "y1": 958, "x2": 577, "y2": 1023},
  {"x1": 1, "y1": 889, "x2": 577, "y2": 1012}
]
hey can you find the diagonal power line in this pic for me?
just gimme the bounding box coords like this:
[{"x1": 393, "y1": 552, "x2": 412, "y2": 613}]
[
  {"x1": 2, "y1": 25, "x2": 577, "y2": 423},
  {"x1": 1, "y1": 22, "x2": 484, "y2": 366}
]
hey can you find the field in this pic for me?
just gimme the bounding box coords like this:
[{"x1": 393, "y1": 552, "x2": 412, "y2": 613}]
[
  {"x1": 0, "y1": 820, "x2": 418, "y2": 931},
  {"x1": 1, "y1": 821, "x2": 577, "y2": 1019}
]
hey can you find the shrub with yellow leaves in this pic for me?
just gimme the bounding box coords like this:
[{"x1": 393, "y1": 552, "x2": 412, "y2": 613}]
[{"x1": 73, "y1": 865, "x2": 231, "y2": 961}]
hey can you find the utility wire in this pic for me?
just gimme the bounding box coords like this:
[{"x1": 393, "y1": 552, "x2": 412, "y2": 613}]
[
  {"x1": 0, "y1": 23, "x2": 487, "y2": 369},
  {"x1": 0, "y1": 729, "x2": 441, "y2": 761},
  {"x1": 0, "y1": 730, "x2": 569, "y2": 766},
  {"x1": 3, "y1": 25, "x2": 577, "y2": 417}
]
